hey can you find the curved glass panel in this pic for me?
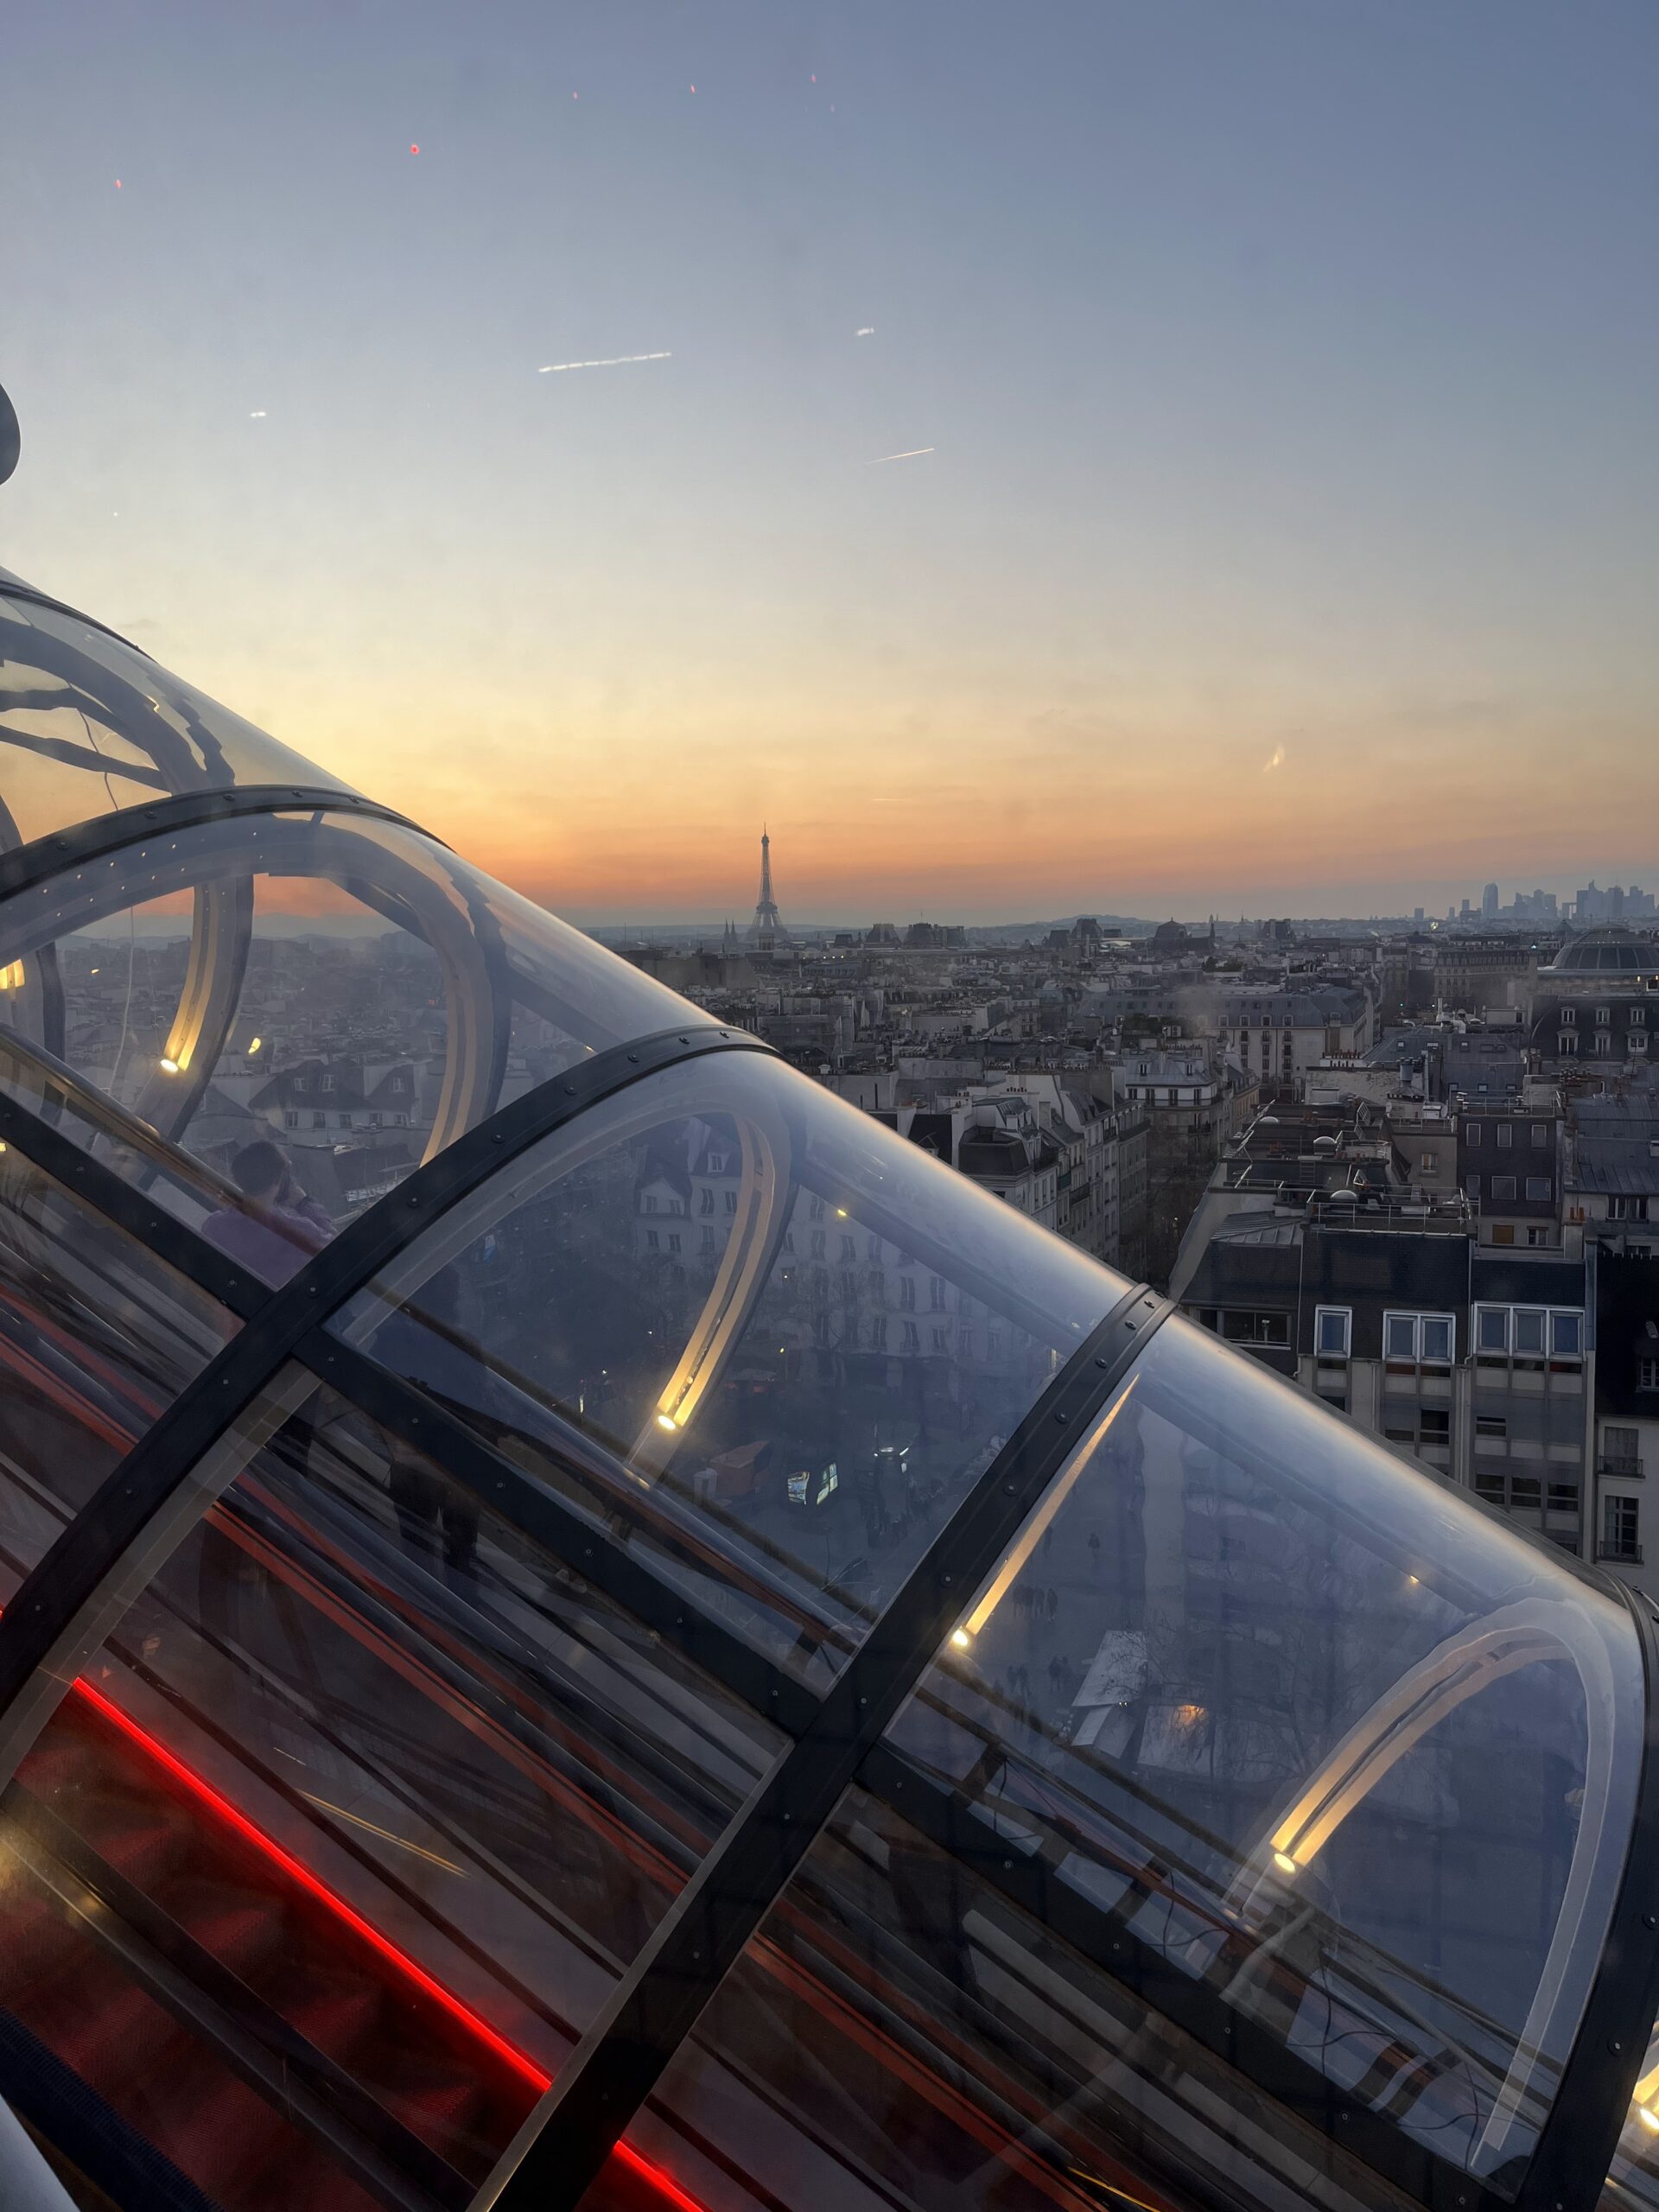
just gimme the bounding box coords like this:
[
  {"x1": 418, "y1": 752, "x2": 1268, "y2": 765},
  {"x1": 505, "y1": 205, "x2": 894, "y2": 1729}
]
[
  {"x1": 621, "y1": 1782, "x2": 1415, "y2": 2212},
  {"x1": 0, "y1": 806, "x2": 706, "y2": 1239},
  {"x1": 0, "y1": 585, "x2": 357, "y2": 850},
  {"x1": 329, "y1": 1049, "x2": 1123, "y2": 1686},
  {"x1": 0, "y1": 1365, "x2": 783, "y2": 2210},
  {"x1": 0, "y1": 1140, "x2": 232, "y2": 1586},
  {"x1": 888, "y1": 1315, "x2": 1644, "y2": 2191}
]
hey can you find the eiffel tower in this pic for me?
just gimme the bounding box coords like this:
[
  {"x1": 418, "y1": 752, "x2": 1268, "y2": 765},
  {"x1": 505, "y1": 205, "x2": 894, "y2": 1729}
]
[{"x1": 749, "y1": 826, "x2": 785, "y2": 951}]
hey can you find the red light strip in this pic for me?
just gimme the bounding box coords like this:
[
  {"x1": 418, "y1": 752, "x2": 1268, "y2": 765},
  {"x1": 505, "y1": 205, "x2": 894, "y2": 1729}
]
[{"x1": 66, "y1": 1676, "x2": 706, "y2": 2212}]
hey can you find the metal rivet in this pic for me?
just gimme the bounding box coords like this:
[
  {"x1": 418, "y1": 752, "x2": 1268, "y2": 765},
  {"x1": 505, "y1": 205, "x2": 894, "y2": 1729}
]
[
  {"x1": 1055, "y1": 1410, "x2": 1069, "y2": 1424},
  {"x1": 1610, "y1": 2037, "x2": 1624, "y2": 2055}
]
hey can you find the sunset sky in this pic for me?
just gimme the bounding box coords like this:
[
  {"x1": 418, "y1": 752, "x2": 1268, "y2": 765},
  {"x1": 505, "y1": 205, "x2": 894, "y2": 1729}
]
[{"x1": 1, "y1": 1, "x2": 1655, "y2": 923}]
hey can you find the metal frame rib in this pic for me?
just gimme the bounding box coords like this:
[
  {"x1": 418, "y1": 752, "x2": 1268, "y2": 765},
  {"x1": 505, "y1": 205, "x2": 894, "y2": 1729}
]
[
  {"x1": 0, "y1": 784, "x2": 432, "y2": 912},
  {"x1": 476, "y1": 1286, "x2": 1168, "y2": 2212},
  {"x1": 0, "y1": 1023, "x2": 767, "y2": 1794}
]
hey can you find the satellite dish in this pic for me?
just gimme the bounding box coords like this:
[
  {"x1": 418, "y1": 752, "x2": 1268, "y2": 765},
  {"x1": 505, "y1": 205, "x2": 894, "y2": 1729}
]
[{"x1": 0, "y1": 381, "x2": 17, "y2": 486}]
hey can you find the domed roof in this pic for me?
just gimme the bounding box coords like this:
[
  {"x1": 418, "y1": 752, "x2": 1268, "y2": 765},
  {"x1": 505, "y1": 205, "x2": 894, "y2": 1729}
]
[{"x1": 1541, "y1": 925, "x2": 1659, "y2": 976}]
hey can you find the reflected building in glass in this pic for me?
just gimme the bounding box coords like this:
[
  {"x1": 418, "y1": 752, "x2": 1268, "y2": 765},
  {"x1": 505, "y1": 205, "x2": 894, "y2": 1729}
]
[{"x1": 1, "y1": 550, "x2": 1658, "y2": 2212}]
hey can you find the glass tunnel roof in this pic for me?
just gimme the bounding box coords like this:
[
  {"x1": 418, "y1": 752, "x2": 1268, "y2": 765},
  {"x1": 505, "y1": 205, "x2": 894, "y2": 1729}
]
[{"x1": 0, "y1": 562, "x2": 1656, "y2": 2212}]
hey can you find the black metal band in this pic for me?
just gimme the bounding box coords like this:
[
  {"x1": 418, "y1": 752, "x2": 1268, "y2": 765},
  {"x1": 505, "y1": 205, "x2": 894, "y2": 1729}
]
[
  {"x1": 304, "y1": 1330, "x2": 821, "y2": 1739},
  {"x1": 483, "y1": 1285, "x2": 1168, "y2": 2212},
  {"x1": 0, "y1": 783, "x2": 435, "y2": 912},
  {"x1": 1519, "y1": 1578, "x2": 1659, "y2": 2212},
  {"x1": 0, "y1": 1022, "x2": 769, "y2": 1777},
  {"x1": 0, "y1": 1076, "x2": 263, "y2": 1320}
]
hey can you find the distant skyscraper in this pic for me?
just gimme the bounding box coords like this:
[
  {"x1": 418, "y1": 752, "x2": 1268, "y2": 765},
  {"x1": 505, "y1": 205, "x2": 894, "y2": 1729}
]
[
  {"x1": 749, "y1": 826, "x2": 785, "y2": 951},
  {"x1": 1482, "y1": 881, "x2": 1499, "y2": 917}
]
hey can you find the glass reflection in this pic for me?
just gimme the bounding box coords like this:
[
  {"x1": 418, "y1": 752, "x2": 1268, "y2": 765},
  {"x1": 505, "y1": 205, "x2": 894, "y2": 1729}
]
[
  {"x1": 331, "y1": 1048, "x2": 1122, "y2": 1683},
  {"x1": 892, "y1": 1316, "x2": 1643, "y2": 2188},
  {"x1": 0, "y1": 1141, "x2": 232, "y2": 1580},
  {"x1": 0, "y1": 1363, "x2": 782, "y2": 2209},
  {"x1": 0, "y1": 805, "x2": 703, "y2": 1233},
  {"x1": 0, "y1": 588, "x2": 359, "y2": 850},
  {"x1": 622, "y1": 1785, "x2": 1413, "y2": 2212}
]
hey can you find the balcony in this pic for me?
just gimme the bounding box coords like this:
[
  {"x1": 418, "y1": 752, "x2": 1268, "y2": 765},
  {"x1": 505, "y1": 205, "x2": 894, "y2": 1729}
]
[
  {"x1": 1599, "y1": 1454, "x2": 1644, "y2": 1479},
  {"x1": 1597, "y1": 1542, "x2": 1645, "y2": 1566}
]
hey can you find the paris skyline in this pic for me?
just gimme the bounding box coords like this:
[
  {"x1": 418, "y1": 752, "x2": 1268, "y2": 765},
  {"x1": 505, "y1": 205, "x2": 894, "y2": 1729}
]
[{"x1": 2, "y1": 1, "x2": 1655, "y2": 923}]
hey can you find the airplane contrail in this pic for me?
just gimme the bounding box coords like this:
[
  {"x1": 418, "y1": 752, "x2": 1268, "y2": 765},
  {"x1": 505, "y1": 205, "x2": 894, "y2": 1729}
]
[
  {"x1": 865, "y1": 446, "x2": 935, "y2": 464},
  {"x1": 539, "y1": 352, "x2": 671, "y2": 373}
]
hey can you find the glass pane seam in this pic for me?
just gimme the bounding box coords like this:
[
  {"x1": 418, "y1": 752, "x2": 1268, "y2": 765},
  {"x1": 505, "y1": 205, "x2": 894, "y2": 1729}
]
[
  {"x1": 0, "y1": 1026, "x2": 772, "y2": 1797},
  {"x1": 0, "y1": 785, "x2": 432, "y2": 914},
  {"x1": 482, "y1": 1286, "x2": 1166, "y2": 2212}
]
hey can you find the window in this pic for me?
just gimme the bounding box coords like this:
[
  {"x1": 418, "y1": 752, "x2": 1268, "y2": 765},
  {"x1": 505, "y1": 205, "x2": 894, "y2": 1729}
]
[
  {"x1": 1640, "y1": 1357, "x2": 1659, "y2": 1393},
  {"x1": 1597, "y1": 1005, "x2": 1611, "y2": 1025},
  {"x1": 1514, "y1": 1308, "x2": 1547, "y2": 1357},
  {"x1": 1525, "y1": 1176, "x2": 1551, "y2": 1201},
  {"x1": 321, "y1": 1073, "x2": 337, "y2": 1092},
  {"x1": 931, "y1": 1326, "x2": 950, "y2": 1354},
  {"x1": 1497, "y1": 1122, "x2": 1512, "y2": 1150},
  {"x1": 667, "y1": 1233, "x2": 681, "y2": 1255},
  {"x1": 1547, "y1": 1481, "x2": 1580, "y2": 1516},
  {"x1": 724, "y1": 1191, "x2": 738, "y2": 1214},
  {"x1": 1384, "y1": 1312, "x2": 1455, "y2": 1363},
  {"x1": 1220, "y1": 1309, "x2": 1290, "y2": 1347},
  {"x1": 1511, "y1": 1475, "x2": 1541, "y2": 1510},
  {"x1": 1466, "y1": 1173, "x2": 1481, "y2": 1200},
  {"x1": 1595, "y1": 1034, "x2": 1612, "y2": 1056},
  {"x1": 1313, "y1": 1306, "x2": 1351, "y2": 1358},
  {"x1": 840, "y1": 1235, "x2": 856, "y2": 1262},
  {"x1": 1531, "y1": 1122, "x2": 1550, "y2": 1147},
  {"x1": 1605, "y1": 1426, "x2": 1641, "y2": 1471},
  {"x1": 1475, "y1": 1468, "x2": 1507, "y2": 1503},
  {"x1": 929, "y1": 1275, "x2": 945, "y2": 1310},
  {"x1": 808, "y1": 1195, "x2": 824, "y2": 1222},
  {"x1": 1492, "y1": 1176, "x2": 1517, "y2": 1202},
  {"x1": 1634, "y1": 1007, "x2": 1649, "y2": 1027},
  {"x1": 870, "y1": 1316, "x2": 887, "y2": 1351},
  {"x1": 1419, "y1": 1408, "x2": 1450, "y2": 1442},
  {"x1": 1561, "y1": 1007, "x2": 1577, "y2": 1025},
  {"x1": 868, "y1": 1234, "x2": 883, "y2": 1263},
  {"x1": 1420, "y1": 1150, "x2": 1436, "y2": 1171},
  {"x1": 810, "y1": 1230, "x2": 826, "y2": 1258},
  {"x1": 1560, "y1": 1033, "x2": 1579, "y2": 1056},
  {"x1": 1465, "y1": 1122, "x2": 1483, "y2": 1147},
  {"x1": 1550, "y1": 1310, "x2": 1583, "y2": 1358},
  {"x1": 312, "y1": 1110, "x2": 327, "y2": 1128},
  {"x1": 645, "y1": 1230, "x2": 659, "y2": 1251},
  {"x1": 901, "y1": 1321, "x2": 920, "y2": 1355},
  {"x1": 1476, "y1": 1413, "x2": 1507, "y2": 1439},
  {"x1": 1476, "y1": 1306, "x2": 1510, "y2": 1354},
  {"x1": 1527, "y1": 1226, "x2": 1552, "y2": 1247},
  {"x1": 898, "y1": 1276, "x2": 916, "y2": 1311},
  {"x1": 706, "y1": 1152, "x2": 727, "y2": 1173},
  {"x1": 1610, "y1": 1196, "x2": 1649, "y2": 1223},
  {"x1": 642, "y1": 1194, "x2": 658, "y2": 1214},
  {"x1": 283, "y1": 1109, "x2": 299, "y2": 1129},
  {"x1": 1604, "y1": 1495, "x2": 1641, "y2": 1564},
  {"x1": 700, "y1": 1226, "x2": 716, "y2": 1255},
  {"x1": 699, "y1": 1188, "x2": 715, "y2": 1215}
]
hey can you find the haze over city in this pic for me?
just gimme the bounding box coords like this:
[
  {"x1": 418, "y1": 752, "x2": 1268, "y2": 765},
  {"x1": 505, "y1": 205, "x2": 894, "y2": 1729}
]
[{"x1": 2, "y1": 0, "x2": 1655, "y2": 923}]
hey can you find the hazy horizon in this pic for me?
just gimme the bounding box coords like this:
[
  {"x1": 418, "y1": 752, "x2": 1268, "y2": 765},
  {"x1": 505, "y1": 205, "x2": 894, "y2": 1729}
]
[{"x1": 3, "y1": 2, "x2": 1655, "y2": 920}]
